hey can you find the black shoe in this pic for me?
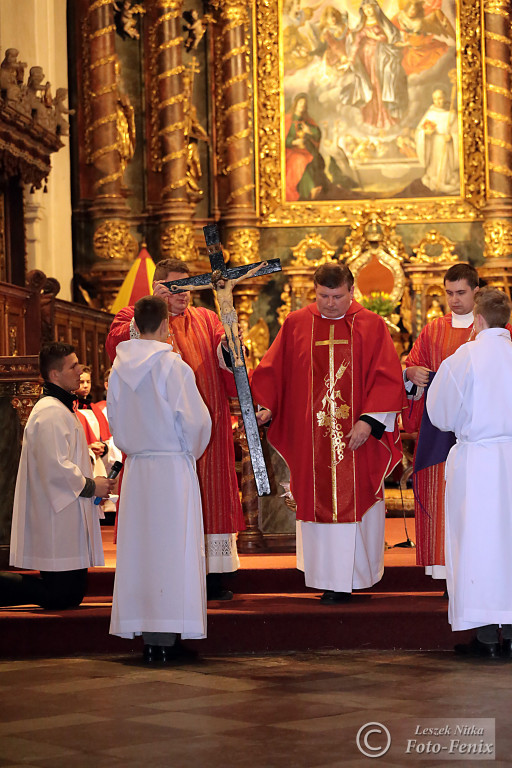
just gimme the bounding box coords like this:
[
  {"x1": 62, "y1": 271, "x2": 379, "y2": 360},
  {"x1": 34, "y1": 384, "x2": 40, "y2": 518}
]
[
  {"x1": 143, "y1": 644, "x2": 159, "y2": 664},
  {"x1": 454, "y1": 637, "x2": 500, "y2": 658},
  {"x1": 207, "y1": 588, "x2": 233, "y2": 601},
  {"x1": 319, "y1": 590, "x2": 352, "y2": 604},
  {"x1": 160, "y1": 642, "x2": 199, "y2": 664},
  {"x1": 501, "y1": 639, "x2": 512, "y2": 658}
]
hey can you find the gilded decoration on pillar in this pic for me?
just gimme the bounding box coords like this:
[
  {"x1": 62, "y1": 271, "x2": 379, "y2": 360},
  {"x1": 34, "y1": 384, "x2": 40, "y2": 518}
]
[
  {"x1": 244, "y1": 318, "x2": 270, "y2": 368},
  {"x1": 227, "y1": 229, "x2": 260, "y2": 266},
  {"x1": 484, "y1": 0, "x2": 510, "y2": 18},
  {"x1": 183, "y1": 59, "x2": 210, "y2": 204},
  {"x1": 82, "y1": 7, "x2": 135, "y2": 194},
  {"x1": 209, "y1": 0, "x2": 249, "y2": 27},
  {"x1": 277, "y1": 282, "x2": 292, "y2": 326},
  {"x1": 484, "y1": 219, "x2": 512, "y2": 258},
  {"x1": 410, "y1": 230, "x2": 458, "y2": 264},
  {"x1": 160, "y1": 223, "x2": 198, "y2": 260},
  {"x1": 212, "y1": 0, "x2": 254, "y2": 205},
  {"x1": 255, "y1": 0, "x2": 484, "y2": 224},
  {"x1": 93, "y1": 220, "x2": 138, "y2": 260}
]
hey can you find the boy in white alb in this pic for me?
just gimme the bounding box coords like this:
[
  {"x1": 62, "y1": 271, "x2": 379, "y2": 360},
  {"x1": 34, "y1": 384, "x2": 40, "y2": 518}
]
[{"x1": 107, "y1": 296, "x2": 211, "y2": 663}]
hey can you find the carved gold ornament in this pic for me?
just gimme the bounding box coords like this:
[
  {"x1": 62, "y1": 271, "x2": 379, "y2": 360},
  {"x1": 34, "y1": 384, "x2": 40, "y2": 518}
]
[
  {"x1": 227, "y1": 228, "x2": 260, "y2": 265},
  {"x1": 255, "y1": 0, "x2": 485, "y2": 224},
  {"x1": 484, "y1": 219, "x2": 512, "y2": 258},
  {"x1": 160, "y1": 223, "x2": 198, "y2": 260},
  {"x1": 411, "y1": 230, "x2": 458, "y2": 264},
  {"x1": 93, "y1": 220, "x2": 138, "y2": 260},
  {"x1": 290, "y1": 232, "x2": 336, "y2": 267}
]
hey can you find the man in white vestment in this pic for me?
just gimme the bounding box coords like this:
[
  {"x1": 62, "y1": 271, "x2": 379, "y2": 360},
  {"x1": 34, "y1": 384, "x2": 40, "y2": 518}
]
[
  {"x1": 0, "y1": 343, "x2": 112, "y2": 609},
  {"x1": 427, "y1": 288, "x2": 512, "y2": 658},
  {"x1": 415, "y1": 88, "x2": 459, "y2": 194},
  {"x1": 107, "y1": 296, "x2": 211, "y2": 663}
]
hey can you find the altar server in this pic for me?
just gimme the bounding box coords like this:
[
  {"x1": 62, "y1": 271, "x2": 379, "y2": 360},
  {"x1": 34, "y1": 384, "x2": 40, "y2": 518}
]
[
  {"x1": 427, "y1": 287, "x2": 512, "y2": 657},
  {"x1": 107, "y1": 295, "x2": 211, "y2": 663}
]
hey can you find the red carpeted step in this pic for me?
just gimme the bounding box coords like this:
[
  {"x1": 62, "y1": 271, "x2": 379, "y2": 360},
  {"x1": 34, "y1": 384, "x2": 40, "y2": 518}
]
[
  {"x1": 84, "y1": 562, "x2": 441, "y2": 598},
  {"x1": 0, "y1": 591, "x2": 468, "y2": 658}
]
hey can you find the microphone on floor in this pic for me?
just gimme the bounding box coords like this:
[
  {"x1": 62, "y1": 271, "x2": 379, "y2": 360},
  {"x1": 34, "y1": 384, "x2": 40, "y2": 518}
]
[{"x1": 94, "y1": 460, "x2": 123, "y2": 506}]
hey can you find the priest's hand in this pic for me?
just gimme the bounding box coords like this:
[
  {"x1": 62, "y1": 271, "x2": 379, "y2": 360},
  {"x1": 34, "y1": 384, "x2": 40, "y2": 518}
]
[
  {"x1": 256, "y1": 408, "x2": 272, "y2": 426},
  {"x1": 152, "y1": 280, "x2": 171, "y2": 300},
  {"x1": 90, "y1": 441, "x2": 105, "y2": 457},
  {"x1": 347, "y1": 420, "x2": 372, "y2": 450},
  {"x1": 93, "y1": 476, "x2": 115, "y2": 499},
  {"x1": 405, "y1": 365, "x2": 431, "y2": 387}
]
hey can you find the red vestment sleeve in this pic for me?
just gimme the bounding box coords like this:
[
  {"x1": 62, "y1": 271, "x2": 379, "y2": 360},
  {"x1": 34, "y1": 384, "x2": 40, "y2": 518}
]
[{"x1": 106, "y1": 306, "x2": 135, "y2": 362}]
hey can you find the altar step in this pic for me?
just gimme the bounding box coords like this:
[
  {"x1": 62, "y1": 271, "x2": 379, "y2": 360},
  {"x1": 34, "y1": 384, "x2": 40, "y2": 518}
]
[{"x1": 0, "y1": 560, "x2": 470, "y2": 659}]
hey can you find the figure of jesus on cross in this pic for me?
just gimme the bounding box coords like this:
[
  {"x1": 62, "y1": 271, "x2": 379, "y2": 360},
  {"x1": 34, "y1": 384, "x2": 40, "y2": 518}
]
[
  {"x1": 170, "y1": 262, "x2": 268, "y2": 367},
  {"x1": 163, "y1": 224, "x2": 281, "y2": 496}
]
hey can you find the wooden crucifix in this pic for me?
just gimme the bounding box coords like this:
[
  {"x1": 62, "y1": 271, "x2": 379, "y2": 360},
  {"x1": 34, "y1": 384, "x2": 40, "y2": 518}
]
[{"x1": 163, "y1": 223, "x2": 282, "y2": 496}]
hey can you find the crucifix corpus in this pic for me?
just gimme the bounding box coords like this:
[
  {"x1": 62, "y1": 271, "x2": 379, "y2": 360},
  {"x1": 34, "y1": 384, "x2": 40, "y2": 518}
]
[{"x1": 163, "y1": 224, "x2": 282, "y2": 496}]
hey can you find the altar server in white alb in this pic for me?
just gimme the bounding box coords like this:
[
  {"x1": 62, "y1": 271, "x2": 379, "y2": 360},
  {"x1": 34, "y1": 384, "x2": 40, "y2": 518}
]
[
  {"x1": 107, "y1": 295, "x2": 211, "y2": 663},
  {"x1": 427, "y1": 287, "x2": 512, "y2": 658},
  {"x1": 0, "y1": 343, "x2": 112, "y2": 610}
]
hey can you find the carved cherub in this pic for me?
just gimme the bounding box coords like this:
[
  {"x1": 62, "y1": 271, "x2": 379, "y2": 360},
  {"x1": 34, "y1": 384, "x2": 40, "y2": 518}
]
[
  {"x1": 182, "y1": 10, "x2": 211, "y2": 52},
  {"x1": 170, "y1": 262, "x2": 268, "y2": 367},
  {"x1": 114, "y1": 1, "x2": 146, "y2": 40},
  {"x1": 54, "y1": 88, "x2": 75, "y2": 135}
]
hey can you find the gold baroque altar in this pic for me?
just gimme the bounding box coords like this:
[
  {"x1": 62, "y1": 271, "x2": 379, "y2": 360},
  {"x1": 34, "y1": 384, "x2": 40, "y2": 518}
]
[{"x1": 65, "y1": 0, "x2": 512, "y2": 345}]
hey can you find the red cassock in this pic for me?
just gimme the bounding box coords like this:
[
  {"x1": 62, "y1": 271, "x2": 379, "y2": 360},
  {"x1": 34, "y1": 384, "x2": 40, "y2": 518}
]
[
  {"x1": 106, "y1": 305, "x2": 244, "y2": 536},
  {"x1": 403, "y1": 314, "x2": 475, "y2": 567},
  {"x1": 251, "y1": 301, "x2": 404, "y2": 524}
]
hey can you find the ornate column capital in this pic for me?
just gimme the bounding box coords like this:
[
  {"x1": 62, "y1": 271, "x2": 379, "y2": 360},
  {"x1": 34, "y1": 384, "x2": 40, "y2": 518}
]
[{"x1": 226, "y1": 228, "x2": 260, "y2": 266}]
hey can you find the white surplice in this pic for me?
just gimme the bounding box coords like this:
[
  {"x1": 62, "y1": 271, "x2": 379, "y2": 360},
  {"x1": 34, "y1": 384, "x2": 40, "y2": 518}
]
[
  {"x1": 107, "y1": 339, "x2": 211, "y2": 640},
  {"x1": 10, "y1": 397, "x2": 104, "y2": 570},
  {"x1": 427, "y1": 327, "x2": 512, "y2": 631},
  {"x1": 296, "y1": 411, "x2": 396, "y2": 592}
]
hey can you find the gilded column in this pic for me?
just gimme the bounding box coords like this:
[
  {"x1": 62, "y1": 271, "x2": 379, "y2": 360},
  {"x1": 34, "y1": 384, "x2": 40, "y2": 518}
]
[
  {"x1": 483, "y1": 0, "x2": 512, "y2": 258},
  {"x1": 214, "y1": 0, "x2": 259, "y2": 279},
  {"x1": 151, "y1": 0, "x2": 197, "y2": 260},
  {"x1": 87, "y1": 0, "x2": 129, "y2": 213},
  {"x1": 85, "y1": 0, "x2": 137, "y2": 295}
]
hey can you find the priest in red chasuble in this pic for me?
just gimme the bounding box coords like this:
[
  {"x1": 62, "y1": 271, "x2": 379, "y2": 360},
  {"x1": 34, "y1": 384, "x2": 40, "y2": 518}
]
[
  {"x1": 403, "y1": 263, "x2": 490, "y2": 584},
  {"x1": 106, "y1": 258, "x2": 244, "y2": 602},
  {"x1": 252, "y1": 263, "x2": 404, "y2": 602}
]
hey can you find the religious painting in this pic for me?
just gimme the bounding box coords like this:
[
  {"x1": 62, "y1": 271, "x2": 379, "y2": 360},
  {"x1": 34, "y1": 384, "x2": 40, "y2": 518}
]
[{"x1": 255, "y1": 0, "x2": 484, "y2": 224}]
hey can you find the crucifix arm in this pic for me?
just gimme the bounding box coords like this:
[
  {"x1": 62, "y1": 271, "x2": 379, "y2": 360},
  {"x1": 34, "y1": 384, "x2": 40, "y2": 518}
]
[
  {"x1": 232, "y1": 261, "x2": 269, "y2": 287},
  {"x1": 170, "y1": 282, "x2": 213, "y2": 293}
]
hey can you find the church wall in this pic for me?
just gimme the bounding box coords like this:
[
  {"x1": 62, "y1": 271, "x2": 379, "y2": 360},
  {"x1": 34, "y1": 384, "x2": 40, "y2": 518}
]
[{"x1": 0, "y1": 0, "x2": 74, "y2": 300}]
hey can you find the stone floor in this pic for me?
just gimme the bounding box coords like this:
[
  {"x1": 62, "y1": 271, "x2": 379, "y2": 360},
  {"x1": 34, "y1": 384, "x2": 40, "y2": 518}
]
[{"x1": 0, "y1": 650, "x2": 510, "y2": 767}]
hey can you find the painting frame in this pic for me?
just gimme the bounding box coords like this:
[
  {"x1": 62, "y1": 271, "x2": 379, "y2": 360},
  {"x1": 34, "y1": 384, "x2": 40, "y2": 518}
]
[{"x1": 254, "y1": 0, "x2": 485, "y2": 226}]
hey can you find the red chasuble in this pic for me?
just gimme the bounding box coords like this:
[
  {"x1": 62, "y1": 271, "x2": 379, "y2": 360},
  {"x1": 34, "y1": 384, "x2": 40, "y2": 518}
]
[
  {"x1": 403, "y1": 314, "x2": 475, "y2": 566},
  {"x1": 251, "y1": 301, "x2": 403, "y2": 524},
  {"x1": 106, "y1": 305, "x2": 244, "y2": 536}
]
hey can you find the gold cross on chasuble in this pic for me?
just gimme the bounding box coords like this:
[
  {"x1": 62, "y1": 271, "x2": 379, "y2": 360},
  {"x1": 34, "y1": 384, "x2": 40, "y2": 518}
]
[{"x1": 314, "y1": 324, "x2": 350, "y2": 521}]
